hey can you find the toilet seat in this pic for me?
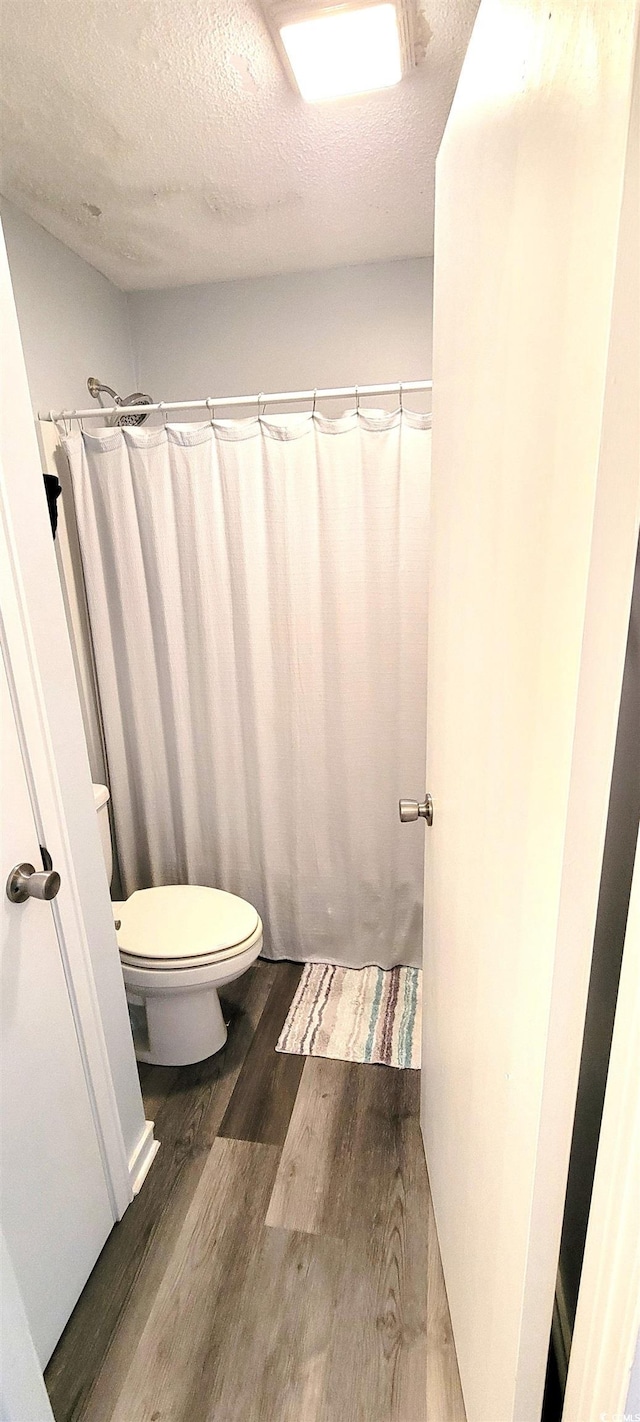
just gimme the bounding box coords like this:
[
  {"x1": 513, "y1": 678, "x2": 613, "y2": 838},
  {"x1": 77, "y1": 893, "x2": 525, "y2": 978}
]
[{"x1": 115, "y1": 885, "x2": 261, "y2": 971}]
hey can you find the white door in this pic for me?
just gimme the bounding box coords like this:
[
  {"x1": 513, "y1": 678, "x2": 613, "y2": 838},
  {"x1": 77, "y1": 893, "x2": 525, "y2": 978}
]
[
  {"x1": 1, "y1": 651, "x2": 114, "y2": 1365},
  {"x1": 419, "y1": 5, "x2": 640, "y2": 1421}
]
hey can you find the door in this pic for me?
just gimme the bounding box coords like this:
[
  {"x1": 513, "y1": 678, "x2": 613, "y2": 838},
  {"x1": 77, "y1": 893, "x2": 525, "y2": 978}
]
[
  {"x1": 1, "y1": 650, "x2": 114, "y2": 1365},
  {"x1": 419, "y1": 5, "x2": 640, "y2": 1421}
]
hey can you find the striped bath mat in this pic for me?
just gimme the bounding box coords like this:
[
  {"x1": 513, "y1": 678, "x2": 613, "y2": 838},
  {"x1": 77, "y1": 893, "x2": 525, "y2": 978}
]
[{"x1": 276, "y1": 964, "x2": 421, "y2": 1069}]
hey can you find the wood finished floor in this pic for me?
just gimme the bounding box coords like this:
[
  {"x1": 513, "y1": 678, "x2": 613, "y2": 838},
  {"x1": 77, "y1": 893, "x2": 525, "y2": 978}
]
[{"x1": 46, "y1": 960, "x2": 465, "y2": 1422}]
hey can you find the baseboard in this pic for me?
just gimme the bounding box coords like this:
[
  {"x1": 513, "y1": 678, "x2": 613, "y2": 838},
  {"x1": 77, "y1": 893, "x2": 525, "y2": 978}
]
[{"x1": 128, "y1": 1120, "x2": 160, "y2": 1197}]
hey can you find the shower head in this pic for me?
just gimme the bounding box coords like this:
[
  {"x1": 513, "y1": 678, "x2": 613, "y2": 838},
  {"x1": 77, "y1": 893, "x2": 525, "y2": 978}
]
[{"x1": 87, "y1": 376, "x2": 153, "y2": 426}]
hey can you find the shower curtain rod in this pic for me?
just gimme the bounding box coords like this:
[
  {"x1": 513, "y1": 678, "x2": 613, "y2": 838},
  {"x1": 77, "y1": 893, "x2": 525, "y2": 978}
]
[{"x1": 41, "y1": 380, "x2": 432, "y2": 425}]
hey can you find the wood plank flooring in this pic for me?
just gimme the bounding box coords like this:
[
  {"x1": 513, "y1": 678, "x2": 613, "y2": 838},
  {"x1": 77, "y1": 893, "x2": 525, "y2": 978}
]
[
  {"x1": 46, "y1": 959, "x2": 465, "y2": 1422},
  {"x1": 218, "y1": 961, "x2": 305, "y2": 1146}
]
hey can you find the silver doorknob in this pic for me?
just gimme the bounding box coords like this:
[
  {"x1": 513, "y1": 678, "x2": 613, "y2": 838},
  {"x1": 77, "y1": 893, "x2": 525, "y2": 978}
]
[
  {"x1": 399, "y1": 794, "x2": 433, "y2": 826},
  {"x1": 6, "y1": 862, "x2": 61, "y2": 903}
]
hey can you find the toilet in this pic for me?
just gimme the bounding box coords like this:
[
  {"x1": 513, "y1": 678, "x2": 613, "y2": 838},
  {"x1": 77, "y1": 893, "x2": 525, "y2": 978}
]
[{"x1": 93, "y1": 784, "x2": 263, "y2": 1066}]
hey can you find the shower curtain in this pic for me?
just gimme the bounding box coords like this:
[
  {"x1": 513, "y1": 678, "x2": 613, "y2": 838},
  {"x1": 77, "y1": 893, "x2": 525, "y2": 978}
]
[{"x1": 65, "y1": 407, "x2": 430, "y2": 969}]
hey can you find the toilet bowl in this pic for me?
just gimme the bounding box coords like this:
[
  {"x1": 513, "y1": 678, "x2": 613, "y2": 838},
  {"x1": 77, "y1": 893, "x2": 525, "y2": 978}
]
[{"x1": 93, "y1": 785, "x2": 263, "y2": 1066}]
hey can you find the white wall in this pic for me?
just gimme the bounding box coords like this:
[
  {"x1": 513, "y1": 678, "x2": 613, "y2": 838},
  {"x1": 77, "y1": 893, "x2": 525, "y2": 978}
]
[
  {"x1": 129, "y1": 258, "x2": 433, "y2": 411},
  {"x1": 0, "y1": 204, "x2": 431, "y2": 415},
  {"x1": 0, "y1": 199, "x2": 135, "y2": 783},
  {"x1": 0, "y1": 197, "x2": 135, "y2": 414}
]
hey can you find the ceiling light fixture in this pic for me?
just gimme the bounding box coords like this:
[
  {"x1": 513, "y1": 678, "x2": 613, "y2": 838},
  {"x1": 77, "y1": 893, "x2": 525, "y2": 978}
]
[{"x1": 264, "y1": 0, "x2": 416, "y2": 102}]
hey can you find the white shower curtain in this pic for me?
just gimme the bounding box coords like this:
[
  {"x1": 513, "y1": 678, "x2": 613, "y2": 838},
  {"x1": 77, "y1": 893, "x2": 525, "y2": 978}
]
[{"x1": 65, "y1": 408, "x2": 430, "y2": 968}]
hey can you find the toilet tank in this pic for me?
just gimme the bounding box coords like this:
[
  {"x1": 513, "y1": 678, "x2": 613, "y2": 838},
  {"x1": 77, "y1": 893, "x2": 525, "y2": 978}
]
[{"x1": 92, "y1": 783, "x2": 113, "y2": 886}]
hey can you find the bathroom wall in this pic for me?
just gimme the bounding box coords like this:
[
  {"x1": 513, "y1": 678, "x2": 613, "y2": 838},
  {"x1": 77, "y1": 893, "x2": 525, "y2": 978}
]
[
  {"x1": 129, "y1": 257, "x2": 433, "y2": 411},
  {"x1": 1, "y1": 201, "x2": 431, "y2": 414},
  {"x1": 0, "y1": 197, "x2": 135, "y2": 413},
  {"x1": 0, "y1": 198, "x2": 134, "y2": 783}
]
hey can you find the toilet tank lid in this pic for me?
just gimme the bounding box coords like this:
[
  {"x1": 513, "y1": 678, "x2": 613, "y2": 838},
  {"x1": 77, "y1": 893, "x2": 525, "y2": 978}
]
[{"x1": 92, "y1": 783, "x2": 110, "y2": 810}]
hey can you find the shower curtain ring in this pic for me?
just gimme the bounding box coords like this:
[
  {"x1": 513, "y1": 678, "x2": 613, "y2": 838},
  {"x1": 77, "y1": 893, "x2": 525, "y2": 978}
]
[
  {"x1": 398, "y1": 382, "x2": 404, "y2": 414},
  {"x1": 206, "y1": 397, "x2": 216, "y2": 426},
  {"x1": 355, "y1": 386, "x2": 360, "y2": 414},
  {"x1": 312, "y1": 388, "x2": 317, "y2": 416},
  {"x1": 258, "y1": 392, "x2": 265, "y2": 418},
  {"x1": 158, "y1": 401, "x2": 167, "y2": 424}
]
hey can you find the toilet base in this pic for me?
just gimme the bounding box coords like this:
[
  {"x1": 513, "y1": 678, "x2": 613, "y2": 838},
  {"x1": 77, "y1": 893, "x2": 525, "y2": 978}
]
[
  {"x1": 120, "y1": 932, "x2": 262, "y2": 1067},
  {"x1": 127, "y1": 982, "x2": 228, "y2": 1067}
]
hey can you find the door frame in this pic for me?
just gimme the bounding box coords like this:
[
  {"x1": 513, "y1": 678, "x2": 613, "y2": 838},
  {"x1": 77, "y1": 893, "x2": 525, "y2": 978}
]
[
  {"x1": 527, "y1": 24, "x2": 640, "y2": 1414},
  {"x1": 0, "y1": 225, "x2": 146, "y2": 1225},
  {"x1": 562, "y1": 828, "x2": 640, "y2": 1420}
]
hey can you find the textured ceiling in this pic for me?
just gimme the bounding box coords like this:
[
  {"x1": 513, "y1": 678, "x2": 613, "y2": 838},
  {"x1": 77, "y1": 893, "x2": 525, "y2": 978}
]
[{"x1": 0, "y1": 0, "x2": 479, "y2": 290}]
